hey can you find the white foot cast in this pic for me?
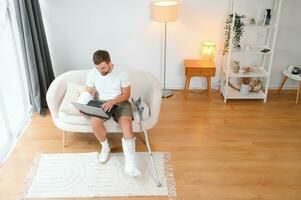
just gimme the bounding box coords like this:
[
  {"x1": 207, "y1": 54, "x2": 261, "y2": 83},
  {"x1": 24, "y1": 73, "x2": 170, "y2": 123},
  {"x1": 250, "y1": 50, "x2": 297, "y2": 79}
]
[{"x1": 122, "y1": 138, "x2": 141, "y2": 177}]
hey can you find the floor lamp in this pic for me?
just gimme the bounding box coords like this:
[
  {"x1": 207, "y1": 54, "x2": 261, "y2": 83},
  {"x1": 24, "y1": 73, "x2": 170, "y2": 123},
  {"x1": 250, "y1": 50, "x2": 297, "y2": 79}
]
[{"x1": 151, "y1": 1, "x2": 179, "y2": 98}]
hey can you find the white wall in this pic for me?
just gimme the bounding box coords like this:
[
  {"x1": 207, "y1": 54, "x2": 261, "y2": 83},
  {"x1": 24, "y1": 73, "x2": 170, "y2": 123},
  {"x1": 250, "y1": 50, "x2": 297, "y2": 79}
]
[
  {"x1": 271, "y1": 0, "x2": 301, "y2": 89},
  {"x1": 39, "y1": 0, "x2": 301, "y2": 89}
]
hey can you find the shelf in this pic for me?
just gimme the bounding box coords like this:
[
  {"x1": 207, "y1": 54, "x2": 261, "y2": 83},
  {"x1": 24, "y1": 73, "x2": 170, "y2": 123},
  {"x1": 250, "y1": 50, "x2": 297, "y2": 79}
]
[
  {"x1": 231, "y1": 45, "x2": 272, "y2": 55},
  {"x1": 245, "y1": 24, "x2": 276, "y2": 29},
  {"x1": 223, "y1": 67, "x2": 268, "y2": 78},
  {"x1": 223, "y1": 0, "x2": 283, "y2": 103},
  {"x1": 221, "y1": 85, "x2": 265, "y2": 100}
]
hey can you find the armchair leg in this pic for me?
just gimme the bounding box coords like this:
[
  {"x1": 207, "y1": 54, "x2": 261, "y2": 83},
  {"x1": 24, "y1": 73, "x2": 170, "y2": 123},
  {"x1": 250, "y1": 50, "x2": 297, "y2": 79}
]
[{"x1": 63, "y1": 131, "x2": 67, "y2": 147}]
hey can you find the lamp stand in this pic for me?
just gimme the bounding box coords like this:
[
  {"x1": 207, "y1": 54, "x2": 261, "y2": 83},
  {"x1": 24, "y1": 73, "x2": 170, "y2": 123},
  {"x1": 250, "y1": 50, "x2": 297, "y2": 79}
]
[{"x1": 162, "y1": 22, "x2": 173, "y2": 98}]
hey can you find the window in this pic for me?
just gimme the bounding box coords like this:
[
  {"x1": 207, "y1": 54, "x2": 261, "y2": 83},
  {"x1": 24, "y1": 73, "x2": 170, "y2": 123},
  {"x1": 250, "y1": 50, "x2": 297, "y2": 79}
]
[{"x1": 0, "y1": 0, "x2": 32, "y2": 164}]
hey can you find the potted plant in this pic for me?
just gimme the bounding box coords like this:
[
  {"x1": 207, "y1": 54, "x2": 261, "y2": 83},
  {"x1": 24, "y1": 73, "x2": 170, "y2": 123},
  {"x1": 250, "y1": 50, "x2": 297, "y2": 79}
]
[{"x1": 223, "y1": 13, "x2": 246, "y2": 55}]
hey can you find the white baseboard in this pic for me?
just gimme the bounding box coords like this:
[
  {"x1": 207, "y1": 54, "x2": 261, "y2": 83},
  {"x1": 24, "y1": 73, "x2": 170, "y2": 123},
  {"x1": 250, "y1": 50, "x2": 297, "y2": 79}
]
[{"x1": 165, "y1": 84, "x2": 299, "y2": 90}]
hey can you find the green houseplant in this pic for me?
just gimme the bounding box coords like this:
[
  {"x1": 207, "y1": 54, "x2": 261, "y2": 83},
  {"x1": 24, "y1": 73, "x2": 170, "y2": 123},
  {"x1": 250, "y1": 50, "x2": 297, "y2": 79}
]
[{"x1": 223, "y1": 13, "x2": 246, "y2": 55}]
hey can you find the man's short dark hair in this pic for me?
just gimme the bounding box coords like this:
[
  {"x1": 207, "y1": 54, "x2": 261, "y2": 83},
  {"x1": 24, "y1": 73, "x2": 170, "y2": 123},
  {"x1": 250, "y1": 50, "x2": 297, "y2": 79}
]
[{"x1": 93, "y1": 50, "x2": 111, "y2": 65}]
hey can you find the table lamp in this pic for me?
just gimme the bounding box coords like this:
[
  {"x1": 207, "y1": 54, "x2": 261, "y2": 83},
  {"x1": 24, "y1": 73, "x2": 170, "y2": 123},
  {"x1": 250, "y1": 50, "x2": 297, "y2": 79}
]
[
  {"x1": 151, "y1": 1, "x2": 179, "y2": 98},
  {"x1": 202, "y1": 41, "x2": 216, "y2": 60}
]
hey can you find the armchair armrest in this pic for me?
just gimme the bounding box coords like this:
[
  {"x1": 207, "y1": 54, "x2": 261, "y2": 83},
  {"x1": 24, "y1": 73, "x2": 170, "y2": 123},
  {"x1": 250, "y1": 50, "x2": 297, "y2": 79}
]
[
  {"x1": 130, "y1": 71, "x2": 162, "y2": 129},
  {"x1": 46, "y1": 73, "x2": 68, "y2": 119},
  {"x1": 145, "y1": 75, "x2": 162, "y2": 128}
]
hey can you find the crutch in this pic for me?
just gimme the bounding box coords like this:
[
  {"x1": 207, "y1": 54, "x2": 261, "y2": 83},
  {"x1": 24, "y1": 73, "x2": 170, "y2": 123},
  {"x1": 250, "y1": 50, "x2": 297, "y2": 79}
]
[{"x1": 132, "y1": 97, "x2": 161, "y2": 187}]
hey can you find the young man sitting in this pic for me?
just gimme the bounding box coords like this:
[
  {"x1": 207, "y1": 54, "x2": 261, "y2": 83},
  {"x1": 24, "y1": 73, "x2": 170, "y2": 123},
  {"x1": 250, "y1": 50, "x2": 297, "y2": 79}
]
[{"x1": 77, "y1": 50, "x2": 141, "y2": 177}]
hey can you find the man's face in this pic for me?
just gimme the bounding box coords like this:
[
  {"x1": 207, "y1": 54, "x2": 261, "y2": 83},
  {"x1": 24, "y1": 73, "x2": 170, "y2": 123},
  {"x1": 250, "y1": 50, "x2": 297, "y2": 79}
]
[{"x1": 96, "y1": 61, "x2": 111, "y2": 75}]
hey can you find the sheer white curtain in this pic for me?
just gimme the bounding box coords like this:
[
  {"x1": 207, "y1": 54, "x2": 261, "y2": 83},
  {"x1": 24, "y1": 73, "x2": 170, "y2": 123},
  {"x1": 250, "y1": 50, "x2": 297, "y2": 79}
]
[{"x1": 0, "y1": 0, "x2": 32, "y2": 165}]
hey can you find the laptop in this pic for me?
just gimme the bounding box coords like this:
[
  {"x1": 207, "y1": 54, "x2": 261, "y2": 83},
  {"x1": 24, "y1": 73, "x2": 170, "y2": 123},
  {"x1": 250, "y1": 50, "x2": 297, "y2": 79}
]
[{"x1": 72, "y1": 101, "x2": 111, "y2": 119}]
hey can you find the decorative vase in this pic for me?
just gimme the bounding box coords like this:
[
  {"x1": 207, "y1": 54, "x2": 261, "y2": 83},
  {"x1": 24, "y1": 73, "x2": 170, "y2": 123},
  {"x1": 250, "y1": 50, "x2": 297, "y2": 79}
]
[
  {"x1": 240, "y1": 84, "x2": 249, "y2": 95},
  {"x1": 264, "y1": 9, "x2": 272, "y2": 25},
  {"x1": 232, "y1": 60, "x2": 240, "y2": 73}
]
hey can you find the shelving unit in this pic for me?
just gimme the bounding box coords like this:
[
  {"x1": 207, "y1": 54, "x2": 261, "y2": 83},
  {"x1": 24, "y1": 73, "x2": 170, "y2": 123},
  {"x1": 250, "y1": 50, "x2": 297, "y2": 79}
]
[
  {"x1": 223, "y1": 66, "x2": 268, "y2": 78},
  {"x1": 221, "y1": 86, "x2": 266, "y2": 99},
  {"x1": 245, "y1": 24, "x2": 276, "y2": 29},
  {"x1": 231, "y1": 45, "x2": 272, "y2": 55},
  {"x1": 220, "y1": 0, "x2": 283, "y2": 103}
]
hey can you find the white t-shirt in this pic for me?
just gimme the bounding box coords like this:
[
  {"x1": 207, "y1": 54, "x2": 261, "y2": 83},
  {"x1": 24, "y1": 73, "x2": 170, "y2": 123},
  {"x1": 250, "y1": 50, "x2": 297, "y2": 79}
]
[{"x1": 86, "y1": 66, "x2": 130, "y2": 101}]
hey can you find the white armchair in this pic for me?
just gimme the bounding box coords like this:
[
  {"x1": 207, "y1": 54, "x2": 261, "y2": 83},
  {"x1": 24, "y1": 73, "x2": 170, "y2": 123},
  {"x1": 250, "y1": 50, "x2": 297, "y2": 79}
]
[{"x1": 46, "y1": 69, "x2": 162, "y2": 147}]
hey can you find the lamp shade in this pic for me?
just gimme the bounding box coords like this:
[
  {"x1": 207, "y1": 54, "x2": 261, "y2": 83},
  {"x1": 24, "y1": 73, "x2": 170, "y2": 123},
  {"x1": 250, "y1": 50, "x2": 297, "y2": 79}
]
[
  {"x1": 151, "y1": 1, "x2": 179, "y2": 22},
  {"x1": 202, "y1": 41, "x2": 216, "y2": 60}
]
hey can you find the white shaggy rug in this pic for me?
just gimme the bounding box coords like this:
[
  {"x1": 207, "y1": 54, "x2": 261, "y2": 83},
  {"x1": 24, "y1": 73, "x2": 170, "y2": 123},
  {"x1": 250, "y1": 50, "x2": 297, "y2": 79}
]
[{"x1": 21, "y1": 152, "x2": 176, "y2": 199}]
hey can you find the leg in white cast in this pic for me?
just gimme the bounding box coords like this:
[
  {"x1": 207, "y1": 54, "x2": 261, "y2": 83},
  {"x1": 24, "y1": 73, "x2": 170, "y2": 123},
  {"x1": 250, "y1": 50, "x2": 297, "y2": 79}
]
[
  {"x1": 122, "y1": 137, "x2": 141, "y2": 177},
  {"x1": 119, "y1": 115, "x2": 141, "y2": 177}
]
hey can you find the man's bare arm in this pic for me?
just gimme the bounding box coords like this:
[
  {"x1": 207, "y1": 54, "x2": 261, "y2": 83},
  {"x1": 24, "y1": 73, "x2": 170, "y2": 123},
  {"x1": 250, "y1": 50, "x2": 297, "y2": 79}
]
[
  {"x1": 112, "y1": 86, "x2": 130, "y2": 104},
  {"x1": 101, "y1": 86, "x2": 130, "y2": 112}
]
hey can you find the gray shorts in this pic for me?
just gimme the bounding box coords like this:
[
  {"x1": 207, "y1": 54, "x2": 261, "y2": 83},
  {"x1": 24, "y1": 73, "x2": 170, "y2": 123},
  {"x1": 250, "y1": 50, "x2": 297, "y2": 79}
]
[{"x1": 98, "y1": 100, "x2": 133, "y2": 122}]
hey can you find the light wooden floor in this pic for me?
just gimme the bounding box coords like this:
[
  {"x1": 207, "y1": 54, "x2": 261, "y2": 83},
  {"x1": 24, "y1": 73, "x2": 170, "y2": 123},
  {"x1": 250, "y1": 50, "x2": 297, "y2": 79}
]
[{"x1": 1, "y1": 90, "x2": 301, "y2": 200}]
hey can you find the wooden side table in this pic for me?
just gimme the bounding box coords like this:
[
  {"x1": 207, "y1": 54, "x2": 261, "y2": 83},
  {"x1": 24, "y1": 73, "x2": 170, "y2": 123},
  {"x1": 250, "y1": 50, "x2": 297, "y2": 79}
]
[
  {"x1": 278, "y1": 69, "x2": 301, "y2": 104},
  {"x1": 184, "y1": 59, "x2": 216, "y2": 97}
]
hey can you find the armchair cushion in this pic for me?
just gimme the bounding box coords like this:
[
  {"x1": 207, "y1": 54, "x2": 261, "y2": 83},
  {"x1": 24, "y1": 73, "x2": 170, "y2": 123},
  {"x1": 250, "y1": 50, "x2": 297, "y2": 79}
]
[
  {"x1": 57, "y1": 81, "x2": 150, "y2": 127},
  {"x1": 58, "y1": 101, "x2": 149, "y2": 126},
  {"x1": 58, "y1": 82, "x2": 85, "y2": 115}
]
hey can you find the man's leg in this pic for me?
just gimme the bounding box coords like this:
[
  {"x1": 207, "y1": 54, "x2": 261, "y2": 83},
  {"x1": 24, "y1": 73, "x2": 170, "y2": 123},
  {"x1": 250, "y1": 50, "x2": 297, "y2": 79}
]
[
  {"x1": 119, "y1": 116, "x2": 141, "y2": 177},
  {"x1": 119, "y1": 116, "x2": 134, "y2": 139},
  {"x1": 90, "y1": 117, "x2": 110, "y2": 163}
]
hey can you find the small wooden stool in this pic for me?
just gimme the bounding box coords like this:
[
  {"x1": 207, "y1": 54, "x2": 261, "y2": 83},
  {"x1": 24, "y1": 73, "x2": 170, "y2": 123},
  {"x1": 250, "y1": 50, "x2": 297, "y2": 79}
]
[{"x1": 278, "y1": 69, "x2": 301, "y2": 104}]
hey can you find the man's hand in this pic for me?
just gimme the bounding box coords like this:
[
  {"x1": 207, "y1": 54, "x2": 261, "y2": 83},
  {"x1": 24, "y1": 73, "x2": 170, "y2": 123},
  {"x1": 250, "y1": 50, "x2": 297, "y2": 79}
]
[
  {"x1": 78, "y1": 109, "x2": 85, "y2": 116},
  {"x1": 101, "y1": 100, "x2": 115, "y2": 112}
]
